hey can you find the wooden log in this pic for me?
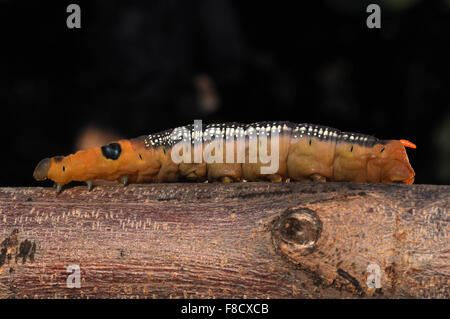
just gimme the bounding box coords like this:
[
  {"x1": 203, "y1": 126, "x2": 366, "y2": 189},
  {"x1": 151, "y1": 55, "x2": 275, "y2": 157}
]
[{"x1": 0, "y1": 182, "x2": 448, "y2": 299}]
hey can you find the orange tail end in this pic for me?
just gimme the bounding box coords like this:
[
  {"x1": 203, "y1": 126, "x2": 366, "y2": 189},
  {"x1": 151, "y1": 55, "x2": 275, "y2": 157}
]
[{"x1": 400, "y1": 139, "x2": 416, "y2": 149}]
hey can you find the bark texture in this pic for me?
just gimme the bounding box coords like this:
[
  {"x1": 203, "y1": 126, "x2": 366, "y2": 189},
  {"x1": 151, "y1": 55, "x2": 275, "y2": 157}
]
[{"x1": 0, "y1": 182, "x2": 448, "y2": 299}]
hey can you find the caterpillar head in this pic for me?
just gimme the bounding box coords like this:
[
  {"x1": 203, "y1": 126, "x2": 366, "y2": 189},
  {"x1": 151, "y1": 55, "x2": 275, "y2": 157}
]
[
  {"x1": 33, "y1": 156, "x2": 72, "y2": 185},
  {"x1": 369, "y1": 139, "x2": 416, "y2": 184}
]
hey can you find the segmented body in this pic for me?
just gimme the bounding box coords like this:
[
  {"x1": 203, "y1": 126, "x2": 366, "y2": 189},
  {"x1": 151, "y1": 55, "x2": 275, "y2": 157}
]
[{"x1": 33, "y1": 121, "x2": 416, "y2": 191}]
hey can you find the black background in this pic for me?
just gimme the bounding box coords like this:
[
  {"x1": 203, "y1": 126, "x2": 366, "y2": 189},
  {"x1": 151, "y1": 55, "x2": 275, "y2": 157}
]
[
  {"x1": 1, "y1": 0, "x2": 449, "y2": 187},
  {"x1": 1, "y1": 298, "x2": 445, "y2": 317}
]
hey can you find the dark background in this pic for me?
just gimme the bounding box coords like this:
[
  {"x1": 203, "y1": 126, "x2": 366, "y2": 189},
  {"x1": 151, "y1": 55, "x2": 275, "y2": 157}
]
[{"x1": 0, "y1": 0, "x2": 449, "y2": 187}]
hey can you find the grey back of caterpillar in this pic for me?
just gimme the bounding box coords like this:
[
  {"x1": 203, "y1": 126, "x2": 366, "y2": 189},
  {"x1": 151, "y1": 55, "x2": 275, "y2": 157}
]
[{"x1": 142, "y1": 121, "x2": 414, "y2": 184}]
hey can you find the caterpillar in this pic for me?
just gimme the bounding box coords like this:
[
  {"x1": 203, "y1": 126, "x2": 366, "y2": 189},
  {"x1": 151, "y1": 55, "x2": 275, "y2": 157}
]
[{"x1": 33, "y1": 121, "x2": 416, "y2": 193}]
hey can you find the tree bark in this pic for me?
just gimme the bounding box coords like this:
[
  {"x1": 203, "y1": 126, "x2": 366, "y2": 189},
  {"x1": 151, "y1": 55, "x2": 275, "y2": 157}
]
[{"x1": 0, "y1": 182, "x2": 448, "y2": 299}]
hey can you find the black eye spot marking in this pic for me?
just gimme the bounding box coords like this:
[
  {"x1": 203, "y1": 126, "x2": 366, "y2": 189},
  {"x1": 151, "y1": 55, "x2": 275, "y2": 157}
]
[
  {"x1": 62, "y1": 166, "x2": 65, "y2": 172},
  {"x1": 139, "y1": 153, "x2": 143, "y2": 160},
  {"x1": 350, "y1": 145, "x2": 354, "y2": 152},
  {"x1": 309, "y1": 139, "x2": 312, "y2": 146},
  {"x1": 380, "y1": 147, "x2": 385, "y2": 153},
  {"x1": 162, "y1": 147, "x2": 166, "y2": 155},
  {"x1": 101, "y1": 143, "x2": 122, "y2": 160}
]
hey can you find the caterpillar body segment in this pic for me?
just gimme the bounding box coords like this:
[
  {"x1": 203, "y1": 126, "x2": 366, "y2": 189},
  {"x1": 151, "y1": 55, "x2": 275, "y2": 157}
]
[{"x1": 33, "y1": 122, "x2": 416, "y2": 193}]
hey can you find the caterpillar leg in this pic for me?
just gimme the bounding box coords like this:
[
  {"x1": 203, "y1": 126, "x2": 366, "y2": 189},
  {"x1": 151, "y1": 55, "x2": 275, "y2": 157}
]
[
  {"x1": 179, "y1": 163, "x2": 207, "y2": 182},
  {"x1": 185, "y1": 172, "x2": 197, "y2": 180},
  {"x1": 310, "y1": 173, "x2": 327, "y2": 182},
  {"x1": 86, "y1": 180, "x2": 94, "y2": 191},
  {"x1": 221, "y1": 176, "x2": 234, "y2": 183},
  {"x1": 207, "y1": 163, "x2": 242, "y2": 183},
  {"x1": 268, "y1": 174, "x2": 283, "y2": 183},
  {"x1": 54, "y1": 183, "x2": 63, "y2": 194},
  {"x1": 121, "y1": 176, "x2": 129, "y2": 186}
]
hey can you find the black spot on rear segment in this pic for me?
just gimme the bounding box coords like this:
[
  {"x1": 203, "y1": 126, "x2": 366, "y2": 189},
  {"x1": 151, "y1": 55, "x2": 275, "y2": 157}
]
[{"x1": 101, "y1": 143, "x2": 122, "y2": 160}]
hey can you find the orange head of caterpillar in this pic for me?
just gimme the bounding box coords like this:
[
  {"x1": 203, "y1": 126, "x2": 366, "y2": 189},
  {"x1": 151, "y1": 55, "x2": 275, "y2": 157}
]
[
  {"x1": 33, "y1": 156, "x2": 72, "y2": 185},
  {"x1": 370, "y1": 139, "x2": 416, "y2": 184}
]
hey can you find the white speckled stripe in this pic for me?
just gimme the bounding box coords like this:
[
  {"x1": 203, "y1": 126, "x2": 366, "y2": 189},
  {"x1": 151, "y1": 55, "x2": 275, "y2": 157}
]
[{"x1": 144, "y1": 122, "x2": 380, "y2": 148}]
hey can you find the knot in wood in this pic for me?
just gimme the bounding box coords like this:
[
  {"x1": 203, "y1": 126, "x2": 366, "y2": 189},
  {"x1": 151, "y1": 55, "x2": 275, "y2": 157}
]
[{"x1": 271, "y1": 207, "x2": 322, "y2": 258}]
